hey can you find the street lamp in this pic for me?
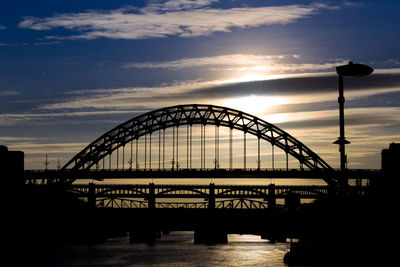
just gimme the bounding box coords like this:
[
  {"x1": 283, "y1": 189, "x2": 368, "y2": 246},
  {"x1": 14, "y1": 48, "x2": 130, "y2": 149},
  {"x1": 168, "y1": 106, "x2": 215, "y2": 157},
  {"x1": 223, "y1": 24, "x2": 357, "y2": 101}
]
[{"x1": 334, "y1": 61, "x2": 373, "y2": 171}]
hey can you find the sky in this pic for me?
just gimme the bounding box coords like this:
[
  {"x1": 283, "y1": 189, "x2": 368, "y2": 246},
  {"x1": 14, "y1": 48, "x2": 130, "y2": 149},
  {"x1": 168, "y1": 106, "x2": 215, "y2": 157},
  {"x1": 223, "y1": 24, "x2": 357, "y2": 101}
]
[{"x1": 1, "y1": 0, "x2": 400, "y2": 170}]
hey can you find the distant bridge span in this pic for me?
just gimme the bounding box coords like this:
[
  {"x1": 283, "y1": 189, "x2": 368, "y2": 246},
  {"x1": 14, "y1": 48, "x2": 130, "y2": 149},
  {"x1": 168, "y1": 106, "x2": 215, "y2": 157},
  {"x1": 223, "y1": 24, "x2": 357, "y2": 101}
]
[{"x1": 61, "y1": 104, "x2": 334, "y2": 184}]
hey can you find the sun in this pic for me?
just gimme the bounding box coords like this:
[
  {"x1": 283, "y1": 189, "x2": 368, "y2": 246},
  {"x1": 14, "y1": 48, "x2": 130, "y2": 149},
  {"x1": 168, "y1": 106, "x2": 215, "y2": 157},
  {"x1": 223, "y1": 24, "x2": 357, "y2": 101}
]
[{"x1": 222, "y1": 95, "x2": 287, "y2": 115}]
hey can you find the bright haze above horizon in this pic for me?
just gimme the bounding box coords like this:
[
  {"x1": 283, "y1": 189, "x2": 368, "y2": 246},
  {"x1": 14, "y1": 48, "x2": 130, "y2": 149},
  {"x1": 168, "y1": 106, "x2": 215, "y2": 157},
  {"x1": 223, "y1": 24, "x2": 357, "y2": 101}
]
[{"x1": 1, "y1": 0, "x2": 399, "y2": 170}]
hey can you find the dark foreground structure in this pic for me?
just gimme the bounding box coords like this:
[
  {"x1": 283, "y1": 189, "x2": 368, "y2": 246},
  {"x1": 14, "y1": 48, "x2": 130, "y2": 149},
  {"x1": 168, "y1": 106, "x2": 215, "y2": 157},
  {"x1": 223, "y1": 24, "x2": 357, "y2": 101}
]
[
  {"x1": 283, "y1": 143, "x2": 399, "y2": 266},
  {"x1": 3, "y1": 144, "x2": 397, "y2": 266}
]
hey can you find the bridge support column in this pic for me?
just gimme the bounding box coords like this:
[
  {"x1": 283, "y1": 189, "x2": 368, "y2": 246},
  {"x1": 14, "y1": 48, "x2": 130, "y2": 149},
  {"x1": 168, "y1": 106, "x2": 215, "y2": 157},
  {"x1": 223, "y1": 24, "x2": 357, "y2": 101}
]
[
  {"x1": 328, "y1": 183, "x2": 338, "y2": 200},
  {"x1": 129, "y1": 183, "x2": 159, "y2": 244},
  {"x1": 268, "y1": 183, "x2": 276, "y2": 210},
  {"x1": 208, "y1": 183, "x2": 215, "y2": 209},
  {"x1": 88, "y1": 182, "x2": 96, "y2": 209},
  {"x1": 148, "y1": 182, "x2": 156, "y2": 209},
  {"x1": 285, "y1": 192, "x2": 300, "y2": 211},
  {"x1": 194, "y1": 183, "x2": 227, "y2": 244}
]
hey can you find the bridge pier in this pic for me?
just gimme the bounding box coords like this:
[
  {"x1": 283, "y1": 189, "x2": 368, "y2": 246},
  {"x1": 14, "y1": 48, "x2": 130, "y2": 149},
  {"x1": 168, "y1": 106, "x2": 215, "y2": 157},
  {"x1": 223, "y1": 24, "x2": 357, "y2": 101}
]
[
  {"x1": 148, "y1": 182, "x2": 155, "y2": 209},
  {"x1": 268, "y1": 184, "x2": 276, "y2": 210},
  {"x1": 128, "y1": 183, "x2": 158, "y2": 244},
  {"x1": 285, "y1": 192, "x2": 300, "y2": 211},
  {"x1": 196, "y1": 183, "x2": 228, "y2": 244},
  {"x1": 88, "y1": 182, "x2": 96, "y2": 209},
  {"x1": 208, "y1": 183, "x2": 215, "y2": 209}
]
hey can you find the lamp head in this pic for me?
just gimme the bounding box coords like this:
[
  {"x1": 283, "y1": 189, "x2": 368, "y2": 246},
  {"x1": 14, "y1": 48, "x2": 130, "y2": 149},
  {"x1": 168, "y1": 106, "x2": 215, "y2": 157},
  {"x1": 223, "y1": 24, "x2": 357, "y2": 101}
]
[{"x1": 336, "y1": 61, "x2": 373, "y2": 77}]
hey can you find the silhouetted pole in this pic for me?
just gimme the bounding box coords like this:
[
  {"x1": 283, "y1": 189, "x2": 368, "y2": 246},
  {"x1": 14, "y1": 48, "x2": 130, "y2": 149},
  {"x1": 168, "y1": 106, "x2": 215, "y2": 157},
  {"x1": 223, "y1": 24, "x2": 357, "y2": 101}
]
[
  {"x1": 334, "y1": 62, "x2": 373, "y2": 172},
  {"x1": 336, "y1": 73, "x2": 349, "y2": 171}
]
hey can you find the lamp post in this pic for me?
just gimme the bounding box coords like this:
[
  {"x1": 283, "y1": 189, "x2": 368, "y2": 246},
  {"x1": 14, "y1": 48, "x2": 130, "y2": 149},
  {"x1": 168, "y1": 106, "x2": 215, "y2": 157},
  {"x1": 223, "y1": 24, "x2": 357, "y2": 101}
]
[{"x1": 334, "y1": 61, "x2": 373, "y2": 171}]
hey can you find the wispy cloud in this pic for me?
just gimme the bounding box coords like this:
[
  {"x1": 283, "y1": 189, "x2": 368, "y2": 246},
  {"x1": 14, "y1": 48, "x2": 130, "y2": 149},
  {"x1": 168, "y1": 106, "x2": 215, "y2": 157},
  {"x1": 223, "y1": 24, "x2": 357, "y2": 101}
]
[
  {"x1": 0, "y1": 90, "x2": 19, "y2": 96},
  {"x1": 123, "y1": 54, "x2": 348, "y2": 74},
  {"x1": 37, "y1": 69, "x2": 400, "y2": 115},
  {"x1": 0, "y1": 136, "x2": 45, "y2": 142},
  {"x1": 0, "y1": 110, "x2": 147, "y2": 126},
  {"x1": 142, "y1": 0, "x2": 219, "y2": 12},
  {"x1": 18, "y1": 2, "x2": 338, "y2": 40},
  {"x1": 274, "y1": 107, "x2": 400, "y2": 129}
]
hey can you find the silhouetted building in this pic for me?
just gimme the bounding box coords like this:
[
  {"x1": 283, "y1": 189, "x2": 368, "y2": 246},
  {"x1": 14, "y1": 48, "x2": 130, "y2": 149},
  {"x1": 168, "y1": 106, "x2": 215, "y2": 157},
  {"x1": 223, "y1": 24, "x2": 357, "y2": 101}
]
[
  {"x1": 0, "y1": 145, "x2": 24, "y2": 185},
  {"x1": 378, "y1": 142, "x2": 400, "y2": 194},
  {"x1": 382, "y1": 143, "x2": 400, "y2": 173}
]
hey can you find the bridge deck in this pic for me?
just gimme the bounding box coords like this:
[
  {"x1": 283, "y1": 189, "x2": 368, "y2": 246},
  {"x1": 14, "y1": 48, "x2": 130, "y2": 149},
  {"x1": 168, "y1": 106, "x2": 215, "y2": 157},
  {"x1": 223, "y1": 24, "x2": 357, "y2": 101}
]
[{"x1": 24, "y1": 168, "x2": 381, "y2": 181}]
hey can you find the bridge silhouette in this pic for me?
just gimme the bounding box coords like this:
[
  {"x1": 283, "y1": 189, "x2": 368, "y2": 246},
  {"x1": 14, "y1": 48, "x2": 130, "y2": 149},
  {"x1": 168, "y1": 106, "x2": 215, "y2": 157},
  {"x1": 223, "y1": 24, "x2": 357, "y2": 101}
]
[
  {"x1": 21, "y1": 104, "x2": 379, "y2": 244},
  {"x1": 40, "y1": 104, "x2": 337, "y2": 181},
  {"x1": 63, "y1": 104, "x2": 331, "y2": 172}
]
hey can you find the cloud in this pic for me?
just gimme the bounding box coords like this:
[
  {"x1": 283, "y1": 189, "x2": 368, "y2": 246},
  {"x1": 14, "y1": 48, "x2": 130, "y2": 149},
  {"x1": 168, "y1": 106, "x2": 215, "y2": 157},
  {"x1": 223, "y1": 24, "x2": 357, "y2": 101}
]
[
  {"x1": 123, "y1": 54, "x2": 345, "y2": 71},
  {"x1": 18, "y1": 2, "x2": 337, "y2": 40},
  {"x1": 122, "y1": 54, "x2": 287, "y2": 69},
  {"x1": 275, "y1": 107, "x2": 400, "y2": 130},
  {"x1": 342, "y1": 1, "x2": 364, "y2": 8},
  {"x1": 36, "y1": 69, "x2": 400, "y2": 120},
  {"x1": 142, "y1": 0, "x2": 219, "y2": 12},
  {"x1": 0, "y1": 25, "x2": 6, "y2": 30},
  {"x1": 0, "y1": 90, "x2": 19, "y2": 96},
  {"x1": 0, "y1": 110, "x2": 146, "y2": 126},
  {"x1": 0, "y1": 136, "x2": 45, "y2": 142}
]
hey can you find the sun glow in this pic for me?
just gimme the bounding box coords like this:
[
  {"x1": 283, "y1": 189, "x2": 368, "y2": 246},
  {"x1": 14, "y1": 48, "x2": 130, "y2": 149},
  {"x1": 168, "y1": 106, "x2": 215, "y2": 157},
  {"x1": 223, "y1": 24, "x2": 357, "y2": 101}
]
[
  {"x1": 217, "y1": 73, "x2": 288, "y2": 84},
  {"x1": 222, "y1": 95, "x2": 288, "y2": 115}
]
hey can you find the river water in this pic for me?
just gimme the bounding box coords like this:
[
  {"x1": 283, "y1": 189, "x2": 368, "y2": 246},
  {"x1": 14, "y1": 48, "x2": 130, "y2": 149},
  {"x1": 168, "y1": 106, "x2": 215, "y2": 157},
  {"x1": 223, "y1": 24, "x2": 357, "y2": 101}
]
[{"x1": 23, "y1": 232, "x2": 290, "y2": 267}]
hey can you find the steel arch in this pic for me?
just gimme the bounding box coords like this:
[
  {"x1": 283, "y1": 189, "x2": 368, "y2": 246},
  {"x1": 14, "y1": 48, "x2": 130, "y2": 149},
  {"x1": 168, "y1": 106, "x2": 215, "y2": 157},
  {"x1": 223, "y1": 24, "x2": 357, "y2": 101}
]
[{"x1": 61, "y1": 104, "x2": 333, "y2": 183}]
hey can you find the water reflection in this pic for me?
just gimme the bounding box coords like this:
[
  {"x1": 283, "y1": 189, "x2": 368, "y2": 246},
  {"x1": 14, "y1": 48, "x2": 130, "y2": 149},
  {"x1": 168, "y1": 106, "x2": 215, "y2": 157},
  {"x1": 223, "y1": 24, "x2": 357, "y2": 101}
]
[{"x1": 23, "y1": 232, "x2": 289, "y2": 267}]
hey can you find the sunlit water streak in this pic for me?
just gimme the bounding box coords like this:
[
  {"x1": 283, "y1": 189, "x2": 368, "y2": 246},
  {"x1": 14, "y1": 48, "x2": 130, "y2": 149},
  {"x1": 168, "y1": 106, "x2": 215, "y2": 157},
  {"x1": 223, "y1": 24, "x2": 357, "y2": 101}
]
[{"x1": 23, "y1": 232, "x2": 289, "y2": 267}]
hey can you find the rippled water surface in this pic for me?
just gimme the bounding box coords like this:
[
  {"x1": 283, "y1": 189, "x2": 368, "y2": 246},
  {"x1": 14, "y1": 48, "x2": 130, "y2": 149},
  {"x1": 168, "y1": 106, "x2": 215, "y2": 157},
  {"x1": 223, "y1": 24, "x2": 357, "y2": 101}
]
[{"x1": 24, "y1": 232, "x2": 289, "y2": 267}]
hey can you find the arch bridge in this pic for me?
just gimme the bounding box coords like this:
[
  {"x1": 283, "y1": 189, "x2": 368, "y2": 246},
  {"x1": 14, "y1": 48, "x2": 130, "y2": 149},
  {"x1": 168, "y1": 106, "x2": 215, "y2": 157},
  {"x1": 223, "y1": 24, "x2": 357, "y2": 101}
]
[
  {"x1": 60, "y1": 104, "x2": 337, "y2": 185},
  {"x1": 21, "y1": 104, "x2": 377, "y2": 244}
]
